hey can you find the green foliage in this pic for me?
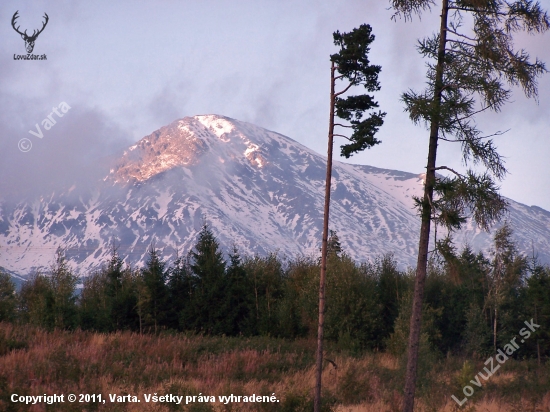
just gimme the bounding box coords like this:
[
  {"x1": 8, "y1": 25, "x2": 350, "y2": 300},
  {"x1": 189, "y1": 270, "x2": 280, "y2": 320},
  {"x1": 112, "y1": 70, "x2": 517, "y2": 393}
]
[
  {"x1": 223, "y1": 246, "x2": 255, "y2": 336},
  {"x1": 428, "y1": 171, "x2": 509, "y2": 231},
  {"x1": 141, "y1": 245, "x2": 168, "y2": 333},
  {"x1": 525, "y1": 258, "x2": 550, "y2": 359},
  {"x1": 401, "y1": 0, "x2": 549, "y2": 233},
  {"x1": 184, "y1": 222, "x2": 228, "y2": 334},
  {"x1": 19, "y1": 249, "x2": 77, "y2": 330},
  {"x1": 166, "y1": 251, "x2": 192, "y2": 331},
  {"x1": 391, "y1": 4, "x2": 549, "y2": 406},
  {"x1": 421, "y1": 252, "x2": 490, "y2": 355},
  {"x1": 452, "y1": 360, "x2": 484, "y2": 404},
  {"x1": 0, "y1": 271, "x2": 17, "y2": 322},
  {"x1": 324, "y1": 255, "x2": 382, "y2": 350},
  {"x1": 337, "y1": 363, "x2": 373, "y2": 404},
  {"x1": 279, "y1": 390, "x2": 335, "y2": 412},
  {"x1": 375, "y1": 254, "x2": 410, "y2": 343},
  {"x1": 278, "y1": 253, "x2": 405, "y2": 351},
  {"x1": 18, "y1": 273, "x2": 51, "y2": 327},
  {"x1": 79, "y1": 248, "x2": 139, "y2": 333},
  {"x1": 191, "y1": 223, "x2": 226, "y2": 284},
  {"x1": 243, "y1": 253, "x2": 285, "y2": 336},
  {"x1": 331, "y1": 25, "x2": 381, "y2": 90},
  {"x1": 330, "y1": 24, "x2": 386, "y2": 158},
  {"x1": 326, "y1": 230, "x2": 342, "y2": 257},
  {"x1": 5, "y1": 224, "x2": 549, "y2": 362},
  {"x1": 390, "y1": 0, "x2": 434, "y2": 21},
  {"x1": 105, "y1": 244, "x2": 136, "y2": 330},
  {"x1": 78, "y1": 269, "x2": 112, "y2": 331},
  {"x1": 486, "y1": 223, "x2": 528, "y2": 348},
  {"x1": 48, "y1": 249, "x2": 78, "y2": 329},
  {"x1": 386, "y1": 288, "x2": 441, "y2": 398},
  {"x1": 463, "y1": 301, "x2": 493, "y2": 357},
  {"x1": 278, "y1": 256, "x2": 317, "y2": 338}
]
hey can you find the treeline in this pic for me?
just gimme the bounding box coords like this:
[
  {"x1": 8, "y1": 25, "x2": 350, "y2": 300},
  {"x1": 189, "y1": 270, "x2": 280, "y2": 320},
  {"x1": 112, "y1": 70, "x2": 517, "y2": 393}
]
[{"x1": 1, "y1": 223, "x2": 549, "y2": 361}]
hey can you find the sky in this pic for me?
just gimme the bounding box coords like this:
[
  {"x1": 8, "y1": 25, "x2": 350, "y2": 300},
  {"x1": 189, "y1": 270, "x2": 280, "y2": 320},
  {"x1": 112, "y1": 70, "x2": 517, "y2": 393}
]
[{"x1": 1, "y1": 0, "x2": 549, "y2": 209}]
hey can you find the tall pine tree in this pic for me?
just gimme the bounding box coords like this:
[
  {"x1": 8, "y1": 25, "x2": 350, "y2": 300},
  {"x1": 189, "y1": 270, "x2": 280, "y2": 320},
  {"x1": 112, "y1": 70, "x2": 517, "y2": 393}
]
[
  {"x1": 315, "y1": 24, "x2": 385, "y2": 412},
  {"x1": 389, "y1": 1, "x2": 549, "y2": 410}
]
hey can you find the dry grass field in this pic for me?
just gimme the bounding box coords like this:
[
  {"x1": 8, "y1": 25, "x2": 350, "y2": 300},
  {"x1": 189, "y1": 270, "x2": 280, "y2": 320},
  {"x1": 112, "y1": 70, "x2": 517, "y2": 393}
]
[{"x1": 0, "y1": 323, "x2": 548, "y2": 411}]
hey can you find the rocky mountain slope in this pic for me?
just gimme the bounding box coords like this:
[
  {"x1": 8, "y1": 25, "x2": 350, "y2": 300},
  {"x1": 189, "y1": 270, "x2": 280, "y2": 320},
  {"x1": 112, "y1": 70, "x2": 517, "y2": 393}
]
[{"x1": 1, "y1": 115, "x2": 550, "y2": 276}]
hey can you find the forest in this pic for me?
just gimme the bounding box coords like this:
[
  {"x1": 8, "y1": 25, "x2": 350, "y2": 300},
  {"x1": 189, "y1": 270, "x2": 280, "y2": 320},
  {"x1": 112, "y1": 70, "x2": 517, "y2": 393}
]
[
  {"x1": 1, "y1": 223, "x2": 550, "y2": 410},
  {"x1": 1, "y1": 222, "x2": 549, "y2": 363}
]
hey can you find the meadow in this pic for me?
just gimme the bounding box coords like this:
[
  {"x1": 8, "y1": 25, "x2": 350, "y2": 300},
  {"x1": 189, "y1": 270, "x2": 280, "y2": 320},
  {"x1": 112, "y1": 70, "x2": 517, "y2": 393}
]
[{"x1": 1, "y1": 323, "x2": 549, "y2": 411}]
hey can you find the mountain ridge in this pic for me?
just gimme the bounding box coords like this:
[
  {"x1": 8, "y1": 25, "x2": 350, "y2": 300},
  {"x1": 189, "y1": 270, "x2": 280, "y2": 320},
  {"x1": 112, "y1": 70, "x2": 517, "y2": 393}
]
[{"x1": 1, "y1": 114, "x2": 549, "y2": 276}]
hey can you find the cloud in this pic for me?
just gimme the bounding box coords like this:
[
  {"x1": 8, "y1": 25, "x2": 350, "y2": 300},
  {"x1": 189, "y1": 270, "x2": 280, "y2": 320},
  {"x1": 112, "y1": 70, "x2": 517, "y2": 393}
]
[
  {"x1": 0, "y1": 0, "x2": 549, "y2": 210},
  {"x1": 0, "y1": 103, "x2": 132, "y2": 202}
]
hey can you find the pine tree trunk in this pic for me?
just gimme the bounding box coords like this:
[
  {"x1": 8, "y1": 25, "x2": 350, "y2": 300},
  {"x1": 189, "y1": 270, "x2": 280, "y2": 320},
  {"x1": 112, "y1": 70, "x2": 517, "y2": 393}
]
[
  {"x1": 402, "y1": 1, "x2": 449, "y2": 411},
  {"x1": 536, "y1": 304, "x2": 541, "y2": 366},
  {"x1": 314, "y1": 61, "x2": 336, "y2": 412},
  {"x1": 494, "y1": 307, "x2": 498, "y2": 352},
  {"x1": 254, "y1": 272, "x2": 259, "y2": 320}
]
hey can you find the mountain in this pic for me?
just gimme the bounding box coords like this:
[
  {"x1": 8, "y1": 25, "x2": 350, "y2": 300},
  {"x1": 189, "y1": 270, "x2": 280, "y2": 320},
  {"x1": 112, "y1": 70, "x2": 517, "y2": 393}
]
[{"x1": 1, "y1": 114, "x2": 550, "y2": 276}]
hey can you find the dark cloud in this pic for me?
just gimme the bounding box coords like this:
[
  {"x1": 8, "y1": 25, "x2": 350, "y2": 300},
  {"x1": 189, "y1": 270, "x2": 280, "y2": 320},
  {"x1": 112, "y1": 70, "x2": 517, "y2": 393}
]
[{"x1": 0, "y1": 103, "x2": 132, "y2": 202}]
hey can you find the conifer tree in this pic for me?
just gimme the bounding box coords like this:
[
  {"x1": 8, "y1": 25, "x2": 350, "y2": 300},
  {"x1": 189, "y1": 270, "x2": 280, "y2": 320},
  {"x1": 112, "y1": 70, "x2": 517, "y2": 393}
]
[
  {"x1": 105, "y1": 243, "x2": 124, "y2": 328},
  {"x1": 187, "y1": 222, "x2": 227, "y2": 334},
  {"x1": 79, "y1": 244, "x2": 137, "y2": 331},
  {"x1": 443, "y1": 246, "x2": 491, "y2": 355},
  {"x1": 376, "y1": 254, "x2": 407, "y2": 342},
  {"x1": 0, "y1": 271, "x2": 17, "y2": 322},
  {"x1": 20, "y1": 249, "x2": 78, "y2": 329},
  {"x1": 486, "y1": 223, "x2": 527, "y2": 350},
  {"x1": 526, "y1": 255, "x2": 550, "y2": 364},
  {"x1": 79, "y1": 270, "x2": 111, "y2": 331},
  {"x1": 222, "y1": 246, "x2": 254, "y2": 335},
  {"x1": 243, "y1": 253, "x2": 284, "y2": 335},
  {"x1": 134, "y1": 269, "x2": 150, "y2": 335},
  {"x1": 19, "y1": 273, "x2": 52, "y2": 328},
  {"x1": 167, "y1": 251, "x2": 192, "y2": 330},
  {"x1": 389, "y1": 1, "x2": 549, "y2": 410},
  {"x1": 327, "y1": 230, "x2": 342, "y2": 258},
  {"x1": 279, "y1": 256, "x2": 318, "y2": 339},
  {"x1": 315, "y1": 24, "x2": 385, "y2": 412},
  {"x1": 141, "y1": 245, "x2": 168, "y2": 333},
  {"x1": 48, "y1": 248, "x2": 78, "y2": 329}
]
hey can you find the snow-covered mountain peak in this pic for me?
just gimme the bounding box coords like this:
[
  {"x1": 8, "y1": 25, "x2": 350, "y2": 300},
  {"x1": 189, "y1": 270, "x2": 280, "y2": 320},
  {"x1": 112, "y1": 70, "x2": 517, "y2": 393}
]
[
  {"x1": 195, "y1": 114, "x2": 236, "y2": 140},
  {"x1": 194, "y1": 115, "x2": 268, "y2": 168},
  {"x1": 2, "y1": 115, "x2": 550, "y2": 276},
  {"x1": 110, "y1": 117, "x2": 208, "y2": 183},
  {"x1": 110, "y1": 115, "x2": 271, "y2": 183}
]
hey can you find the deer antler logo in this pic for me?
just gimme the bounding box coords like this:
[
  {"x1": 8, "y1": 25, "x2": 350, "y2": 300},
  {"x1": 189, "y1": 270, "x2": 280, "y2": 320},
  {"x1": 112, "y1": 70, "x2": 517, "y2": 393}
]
[{"x1": 11, "y1": 11, "x2": 49, "y2": 54}]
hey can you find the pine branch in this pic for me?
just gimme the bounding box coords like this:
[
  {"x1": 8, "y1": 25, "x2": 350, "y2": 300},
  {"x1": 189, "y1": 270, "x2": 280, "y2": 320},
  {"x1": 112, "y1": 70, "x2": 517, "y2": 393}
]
[
  {"x1": 445, "y1": 27, "x2": 477, "y2": 42},
  {"x1": 334, "y1": 76, "x2": 357, "y2": 97},
  {"x1": 432, "y1": 166, "x2": 464, "y2": 178},
  {"x1": 447, "y1": 38, "x2": 476, "y2": 48},
  {"x1": 447, "y1": 6, "x2": 507, "y2": 16},
  {"x1": 447, "y1": 105, "x2": 493, "y2": 125},
  {"x1": 439, "y1": 129, "x2": 509, "y2": 143}
]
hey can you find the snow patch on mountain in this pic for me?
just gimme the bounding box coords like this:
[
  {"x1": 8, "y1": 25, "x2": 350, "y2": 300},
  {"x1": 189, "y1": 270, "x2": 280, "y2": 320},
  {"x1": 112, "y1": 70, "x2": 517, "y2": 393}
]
[{"x1": 1, "y1": 115, "x2": 550, "y2": 276}]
